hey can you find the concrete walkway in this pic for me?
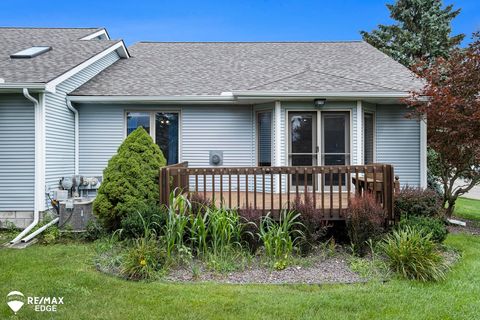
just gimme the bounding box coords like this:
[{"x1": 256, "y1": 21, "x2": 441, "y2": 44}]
[{"x1": 463, "y1": 186, "x2": 480, "y2": 200}]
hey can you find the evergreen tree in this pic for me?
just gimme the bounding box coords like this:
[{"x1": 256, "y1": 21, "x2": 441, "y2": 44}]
[
  {"x1": 93, "y1": 127, "x2": 166, "y2": 230},
  {"x1": 361, "y1": 0, "x2": 464, "y2": 67}
]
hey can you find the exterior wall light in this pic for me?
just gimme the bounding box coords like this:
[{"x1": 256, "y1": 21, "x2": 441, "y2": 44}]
[{"x1": 314, "y1": 98, "x2": 327, "y2": 108}]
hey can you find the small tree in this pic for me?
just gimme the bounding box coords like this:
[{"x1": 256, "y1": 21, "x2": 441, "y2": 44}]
[
  {"x1": 406, "y1": 32, "x2": 480, "y2": 216},
  {"x1": 361, "y1": 0, "x2": 464, "y2": 67},
  {"x1": 93, "y1": 127, "x2": 166, "y2": 230}
]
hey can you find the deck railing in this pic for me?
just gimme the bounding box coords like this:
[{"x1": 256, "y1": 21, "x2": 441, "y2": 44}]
[{"x1": 159, "y1": 162, "x2": 399, "y2": 222}]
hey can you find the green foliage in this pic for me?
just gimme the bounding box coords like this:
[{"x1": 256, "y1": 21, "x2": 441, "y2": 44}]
[
  {"x1": 427, "y1": 148, "x2": 443, "y2": 194},
  {"x1": 120, "y1": 213, "x2": 164, "y2": 280},
  {"x1": 345, "y1": 195, "x2": 385, "y2": 256},
  {"x1": 93, "y1": 127, "x2": 166, "y2": 230},
  {"x1": 85, "y1": 219, "x2": 107, "y2": 241},
  {"x1": 398, "y1": 215, "x2": 448, "y2": 243},
  {"x1": 120, "y1": 205, "x2": 166, "y2": 239},
  {"x1": 394, "y1": 186, "x2": 443, "y2": 218},
  {"x1": 257, "y1": 211, "x2": 305, "y2": 267},
  {"x1": 381, "y1": 226, "x2": 449, "y2": 281},
  {"x1": 163, "y1": 191, "x2": 191, "y2": 259},
  {"x1": 42, "y1": 225, "x2": 61, "y2": 244},
  {"x1": 361, "y1": 0, "x2": 464, "y2": 67}
]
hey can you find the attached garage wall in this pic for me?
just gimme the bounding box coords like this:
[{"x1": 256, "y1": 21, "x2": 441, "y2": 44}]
[{"x1": 0, "y1": 94, "x2": 35, "y2": 226}]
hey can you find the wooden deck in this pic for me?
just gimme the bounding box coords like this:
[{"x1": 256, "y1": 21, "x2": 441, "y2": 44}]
[
  {"x1": 160, "y1": 162, "x2": 398, "y2": 221},
  {"x1": 203, "y1": 191, "x2": 351, "y2": 220}
]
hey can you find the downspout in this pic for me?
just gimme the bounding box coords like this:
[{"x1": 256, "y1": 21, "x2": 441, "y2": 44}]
[
  {"x1": 66, "y1": 99, "x2": 79, "y2": 176},
  {"x1": 10, "y1": 89, "x2": 42, "y2": 243}
]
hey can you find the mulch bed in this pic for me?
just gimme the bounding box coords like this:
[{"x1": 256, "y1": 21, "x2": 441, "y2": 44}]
[{"x1": 163, "y1": 254, "x2": 363, "y2": 285}]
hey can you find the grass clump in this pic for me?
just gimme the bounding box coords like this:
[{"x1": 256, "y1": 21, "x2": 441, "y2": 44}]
[
  {"x1": 258, "y1": 210, "x2": 305, "y2": 269},
  {"x1": 381, "y1": 226, "x2": 449, "y2": 282}
]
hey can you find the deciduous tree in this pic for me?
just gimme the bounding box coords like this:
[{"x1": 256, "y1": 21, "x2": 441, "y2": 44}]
[{"x1": 406, "y1": 32, "x2": 480, "y2": 216}]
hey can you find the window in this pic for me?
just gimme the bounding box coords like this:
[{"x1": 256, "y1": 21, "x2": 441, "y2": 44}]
[
  {"x1": 10, "y1": 46, "x2": 52, "y2": 59},
  {"x1": 257, "y1": 111, "x2": 272, "y2": 166},
  {"x1": 126, "y1": 112, "x2": 150, "y2": 135},
  {"x1": 155, "y1": 112, "x2": 179, "y2": 165},
  {"x1": 364, "y1": 112, "x2": 375, "y2": 164},
  {"x1": 126, "y1": 111, "x2": 179, "y2": 165}
]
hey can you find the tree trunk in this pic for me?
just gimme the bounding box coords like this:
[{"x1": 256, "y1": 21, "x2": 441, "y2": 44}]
[{"x1": 445, "y1": 199, "x2": 456, "y2": 217}]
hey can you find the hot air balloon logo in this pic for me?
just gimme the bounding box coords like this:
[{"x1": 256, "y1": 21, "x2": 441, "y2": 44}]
[{"x1": 6, "y1": 291, "x2": 25, "y2": 314}]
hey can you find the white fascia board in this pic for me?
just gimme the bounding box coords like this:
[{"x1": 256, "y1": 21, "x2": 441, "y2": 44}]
[
  {"x1": 80, "y1": 28, "x2": 110, "y2": 40},
  {"x1": 45, "y1": 41, "x2": 129, "y2": 92},
  {"x1": 227, "y1": 91, "x2": 411, "y2": 99},
  {"x1": 67, "y1": 95, "x2": 237, "y2": 104}
]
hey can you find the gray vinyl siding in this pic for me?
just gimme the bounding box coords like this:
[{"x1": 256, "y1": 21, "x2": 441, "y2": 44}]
[
  {"x1": 181, "y1": 105, "x2": 255, "y2": 167},
  {"x1": 78, "y1": 104, "x2": 125, "y2": 176},
  {"x1": 376, "y1": 104, "x2": 420, "y2": 187},
  {"x1": 44, "y1": 50, "x2": 120, "y2": 198},
  {"x1": 0, "y1": 94, "x2": 35, "y2": 210},
  {"x1": 76, "y1": 104, "x2": 256, "y2": 191}
]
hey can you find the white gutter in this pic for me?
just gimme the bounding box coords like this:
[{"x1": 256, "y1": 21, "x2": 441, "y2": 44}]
[
  {"x1": 66, "y1": 99, "x2": 79, "y2": 175},
  {"x1": 226, "y1": 91, "x2": 412, "y2": 99},
  {"x1": 10, "y1": 89, "x2": 42, "y2": 244},
  {"x1": 0, "y1": 83, "x2": 48, "y2": 91},
  {"x1": 67, "y1": 95, "x2": 236, "y2": 103},
  {"x1": 67, "y1": 91, "x2": 411, "y2": 104}
]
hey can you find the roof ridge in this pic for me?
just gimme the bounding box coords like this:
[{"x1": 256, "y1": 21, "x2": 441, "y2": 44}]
[{"x1": 247, "y1": 69, "x2": 313, "y2": 90}]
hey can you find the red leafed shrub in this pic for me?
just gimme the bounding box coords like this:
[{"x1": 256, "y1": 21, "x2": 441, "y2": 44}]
[
  {"x1": 345, "y1": 195, "x2": 385, "y2": 256},
  {"x1": 238, "y1": 205, "x2": 263, "y2": 252},
  {"x1": 188, "y1": 193, "x2": 213, "y2": 215},
  {"x1": 394, "y1": 186, "x2": 444, "y2": 219},
  {"x1": 292, "y1": 195, "x2": 329, "y2": 252}
]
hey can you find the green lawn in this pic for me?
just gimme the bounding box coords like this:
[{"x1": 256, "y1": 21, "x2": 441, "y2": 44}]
[
  {"x1": 454, "y1": 197, "x2": 480, "y2": 221},
  {"x1": 1, "y1": 233, "x2": 479, "y2": 319}
]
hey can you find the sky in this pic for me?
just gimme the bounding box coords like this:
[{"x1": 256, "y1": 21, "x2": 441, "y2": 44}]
[{"x1": 0, "y1": 0, "x2": 478, "y2": 46}]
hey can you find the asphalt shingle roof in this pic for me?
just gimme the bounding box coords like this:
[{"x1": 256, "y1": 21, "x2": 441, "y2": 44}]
[
  {"x1": 0, "y1": 28, "x2": 122, "y2": 83},
  {"x1": 72, "y1": 41, "x2": 423, "y2": 96}
]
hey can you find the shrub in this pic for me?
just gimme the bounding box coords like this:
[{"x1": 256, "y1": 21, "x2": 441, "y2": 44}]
[
  {"x1": 394, "y1": 186, "x2": 443, "y2": 218},
  {"x1": 257, "y1": 210, "x2": 305, "y2": 268},
  {"x1": 93, "y1": 127, "x2": 166, "y2": 231},
  {"x1": 345, "y1": 195, "x2": 385, "y2": 256},
  {"x1": 238, "y1": 206, "x2": 263, "y2": 252},
  {"x1": 292, "y1": 195, "x2": 329, "y2": 252},
  {"x1": 120, "y1": 205, "x2": 167, "y2": 239},
  {"x1": 398, "y1": 216, "x2": 448, "y2": 243},
  {"x1": 381, "y1": 226, "x2": 449, "y2": 282},
  {"x1": 85, "y1": 219, "x2": 107, "y2": 241},
  {"x1": 188, "y1": 193, "x2": 213, "y2": 215}
]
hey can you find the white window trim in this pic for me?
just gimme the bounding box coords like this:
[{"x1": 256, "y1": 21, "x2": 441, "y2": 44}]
[{"x1": 124, "y1": 109, "x2": 182, "y2": 163}]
